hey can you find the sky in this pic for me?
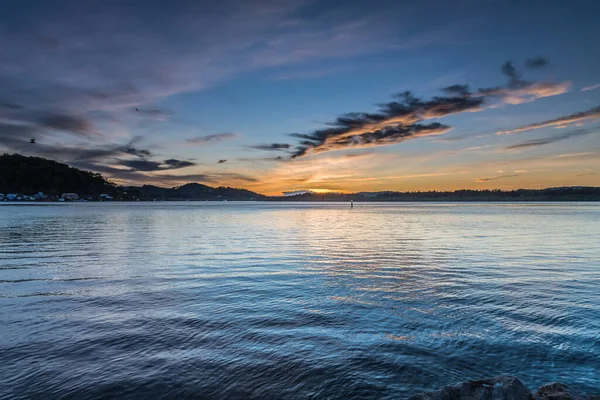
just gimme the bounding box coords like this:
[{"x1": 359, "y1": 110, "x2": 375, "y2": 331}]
[{"x1": 0, "y1": 0, "x2": 599, "y2": 195}]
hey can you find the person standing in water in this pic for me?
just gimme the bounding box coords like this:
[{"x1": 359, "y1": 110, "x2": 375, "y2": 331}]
[{"x1": 350, "y1": 198, "x2": 354, "y2": 208}]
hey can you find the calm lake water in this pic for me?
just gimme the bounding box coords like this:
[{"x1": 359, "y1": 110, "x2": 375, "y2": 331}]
[{"x1": 0, "y1": 202, "x2": 599, "y2": 399}]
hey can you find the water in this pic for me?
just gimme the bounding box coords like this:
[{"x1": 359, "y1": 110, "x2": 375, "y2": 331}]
[{"x1": 0, "y1": 202, "x2": 599, "y2": 399}]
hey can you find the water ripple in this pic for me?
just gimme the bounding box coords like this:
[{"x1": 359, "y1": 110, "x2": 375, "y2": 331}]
[{"x1": 0, "y1": 202, "x2": 599, "y2": 398}]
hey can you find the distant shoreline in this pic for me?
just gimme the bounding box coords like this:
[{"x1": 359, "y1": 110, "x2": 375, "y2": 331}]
[{"x1": 2, "y1": 199, "x2": 600, "y2": 204}]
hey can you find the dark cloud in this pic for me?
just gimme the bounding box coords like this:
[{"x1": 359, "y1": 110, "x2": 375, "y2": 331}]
[
  {"x1": 134, "y1": 108, "x2": 172, "y2": 120},
  {"x1": 122, "y1": 145, "x2": 152, "y2": 158},
  {"x1": 163, "y1": 159, "x2": 196, "y2": 168},
  {"x1": 37, "y1": 113, "x2": 92, "y2": 134},
  {"x1": 0, "y1": 127, "x2": 199, "y2": 176},
  {"x1": 185, "y1": 133, "x2": 239, "y2": 145},
  {"x1": 501, "y1": 61, "x2": 520, "y2": 82},
  {"x1": 526, "y1": 57, "x2": 548, "y2": 69},
  {"x1": 0, "y1": 101, "x2": 23, "y2": 110},
  {"x1": 238, "y1": 156, "x2": 284, "y2": 162},
  {"x1": 0, "y1": 122, "x2": 39, "y2": 151},
  {"x1": 217, "y1": 159, "x2": 227, "y2": 164},
  {"x1": 119, "y1": 158, "x2": 196, "y2": 172},
  {"x1": 0, "y1": 133, "x2": 155, "y2": 163},
  {"x1": 0, "y1": 122, "x2": 37, "y2": 140},
  {"x1": 476, "y1": 174, "x2": 520, "y2": 183},
  {"x1": 504, "y1": 129, "x2": 595, "y2": 150},
  {"x1": 118, "y1": 160, "x2": 163, "y2": 171},
  {"x1": 155, "y1": 172, "x2": 259, "y2": 183},
  {"x1": 72, "y1": 161, "x2": 258, "y2": 185},
  {"x1": 284, "y1": 59, "x2": 569, "y2": 157},
  {"x1": 442, "y1": 84, "x2": 470, "y2": 96},
  {"x1": 288, "y1": 90, "x2": 480, "y2": 157},
  {"x1": 499, "y1": 106, "x2": 600, "y2": 134},
  {"x1": 476, "y1": 61, "x2": 569, "y2": 105},
  {"x1": 250, "y1": 143, "x2": 292, "y2": 151}
]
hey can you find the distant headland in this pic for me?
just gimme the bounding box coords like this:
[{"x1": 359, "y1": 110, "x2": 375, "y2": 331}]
[{"x1": 1, "y1": 153, "x2": 599, "y2": 202}]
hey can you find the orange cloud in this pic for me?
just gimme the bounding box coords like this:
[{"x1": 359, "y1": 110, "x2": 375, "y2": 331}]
[{"x1": 498, "y1": 106, "x2": 600, "y2": 135}]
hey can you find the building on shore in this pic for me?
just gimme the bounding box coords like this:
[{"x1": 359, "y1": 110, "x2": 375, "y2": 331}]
[{"x1": 61, "y1": 193, "x2": 80, "y2": 201}]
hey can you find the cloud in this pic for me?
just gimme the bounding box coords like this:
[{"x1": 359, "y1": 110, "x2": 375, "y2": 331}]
[
  {"x1": 288, "y1": 90, "x2": 482, "y2": 157},
  {"x1": 121, "y1": 144, "x2": 152, "y2": 158},
  {"x1": 498, "y1": 106, "x2": 600, "y2": 135},
  {"x1": 501, "y1": 61, "x2": 520, "y2": 81},
  {"x1": 285, "y1": 59, "x2": 569, "y2": 157},
  {"x1": 575, "y1": 172, "x2": 595, "y2": 177},
  {"x1": 250, "y1": 143, "x2": 292, "y2": 151},
  {"x1": 476, "y1": 61, "x2": 569, "y2": 105},
  {"x1": 270, "y1": 66, "x2": 348, "y2": 81},
  {"x1": 0, "y1": 0, "x2": 450, "y2": 135},
  {"x1": 525, "y1": 57, "x2": 548, "y2": 69},
  {"x1": 475, "y1": 174, "x2": 519, "y2": 182},
  {"x1": 72, "y1": 162, "x2": 258, "y2": 185},
  {"x1": 238, "y1": 156, "x2": 285, "y2": 162},
  {"x1": 37, "y1": 113, "x2": 93, "y2": 134},
  {"x1": 134, "y1": 108, "x2": 172, "y2": 120},
  {"x1": 118, "y1": 158, "x2": 195, "y2": 172},
  {"x1": 0, "y1": 101, "x2": 23, "y2": 110},
  {"x1": 582, "y1": 83, "x2": 600, "y2": 92},
  {"x1": 504, "y1": 129, "x2": 595, "y2": 150},
  {"x1": 185, "y1": 133, "x2": 239, "y2": 145},
  {"x1": 476, "y1": 81, "x2": 570, "y2": 105},
  {"x1": 155, "y1": 172, "x2": 258, "y2": 183},
  {"x1": 217, "y1": 159, "x2": 227, "y2": 164},
  {"x1": 163, "y1": 159, "x2": 196, "y2": 168}
]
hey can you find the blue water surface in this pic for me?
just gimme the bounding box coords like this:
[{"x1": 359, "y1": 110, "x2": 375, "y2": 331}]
[{"x1": 0, "y1": 202, "x2": 599, "y2": 398}]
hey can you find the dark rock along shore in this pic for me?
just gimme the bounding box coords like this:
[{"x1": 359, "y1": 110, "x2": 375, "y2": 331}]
[{"x1": 408, "y1": 376, "x2": 599, "y2": 400}]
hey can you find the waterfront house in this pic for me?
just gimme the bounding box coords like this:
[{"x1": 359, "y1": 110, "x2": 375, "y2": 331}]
[{"x1": 61, "y1": 193, "x2": 80, "y2": 201}]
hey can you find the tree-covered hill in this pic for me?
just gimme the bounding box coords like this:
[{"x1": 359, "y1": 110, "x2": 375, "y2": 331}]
[
  {"x1": 0, "y1": 153, "x2": 116, "y2": 195},
  {"x1": 0, "y1": 153, "x2": 265, "y2": 200}
]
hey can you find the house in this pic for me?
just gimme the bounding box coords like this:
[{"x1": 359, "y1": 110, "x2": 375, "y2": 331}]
[
  {"x1": 34, "y1": 192, "x2": 47, "y2": 200},
  {"x1": 0, "y1": 193, "x2": 4, "y2": 200},
  {"x1": 7, "y1": 193, "x2": 18, "y2": 201},
  {"x1": 100, "y1": 194, "x2": 113, "y2": 200},
  {"x1": 61, "y1": 193, "x2": 79, "y2": 201}
]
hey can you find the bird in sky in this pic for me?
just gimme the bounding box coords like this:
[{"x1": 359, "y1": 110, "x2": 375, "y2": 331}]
[
  {"x1": 30, "y1": 139, "x2": 36, "y2": 144},
  {"x1": 218, "y1": 159, "x2": 227, "y2": 164}
]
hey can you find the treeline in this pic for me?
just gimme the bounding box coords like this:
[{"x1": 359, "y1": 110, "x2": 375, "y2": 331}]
[
  {"x1": 131, "y1": 183, "x2": 265, "y2": 201},
  {"x1": 270, "y1": 187, "x2": 600, "y2": 202}
]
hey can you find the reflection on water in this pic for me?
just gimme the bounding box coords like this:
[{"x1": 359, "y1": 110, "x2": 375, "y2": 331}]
[{"x1": 0, "y1": 202, "x2": 599, "y2": 398}]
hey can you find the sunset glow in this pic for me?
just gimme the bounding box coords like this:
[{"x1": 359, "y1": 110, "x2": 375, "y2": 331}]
[{"x1": 0, "y1": 0, "x2": 598, "y2": 194}]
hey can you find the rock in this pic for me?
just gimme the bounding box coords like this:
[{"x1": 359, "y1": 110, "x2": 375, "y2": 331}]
[
  {"x1": 409, "y1": 376, "x2": 533, "y2": 400},
  {"x1": 534, "y1": 383, "x2": 588, "y2": 400}
]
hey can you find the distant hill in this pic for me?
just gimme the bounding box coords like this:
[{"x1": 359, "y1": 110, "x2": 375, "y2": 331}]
[
  {"x1": 0, "y1": 153, "x2": 116, "y2": 196},
  {"x1": 133, "y1": 183, "x2": 265, "y2": 201}
]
